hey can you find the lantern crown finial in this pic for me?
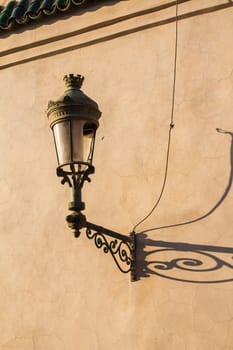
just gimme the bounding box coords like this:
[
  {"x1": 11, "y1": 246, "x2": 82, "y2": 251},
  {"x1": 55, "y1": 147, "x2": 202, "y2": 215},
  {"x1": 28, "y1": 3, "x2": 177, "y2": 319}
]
[{"x1": 63, "y1": 74, "x2": 84, "y2": 89}]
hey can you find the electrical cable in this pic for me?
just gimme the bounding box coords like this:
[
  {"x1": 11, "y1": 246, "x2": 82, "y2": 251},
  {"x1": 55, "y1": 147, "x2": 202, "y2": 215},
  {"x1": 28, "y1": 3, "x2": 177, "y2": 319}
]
[{"x1": 132, "y1": 0, "x2": 179, "y2": 233}]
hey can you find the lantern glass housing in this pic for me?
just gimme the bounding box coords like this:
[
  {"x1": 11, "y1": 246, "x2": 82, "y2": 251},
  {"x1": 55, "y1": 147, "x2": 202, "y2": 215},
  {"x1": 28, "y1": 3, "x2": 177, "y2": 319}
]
[
  {"x1": 52, "y1": 120, "x2": 96, "y2": 172},
  {"x1": 47, "y1": 74, "x2": 101, "y2": 175}
]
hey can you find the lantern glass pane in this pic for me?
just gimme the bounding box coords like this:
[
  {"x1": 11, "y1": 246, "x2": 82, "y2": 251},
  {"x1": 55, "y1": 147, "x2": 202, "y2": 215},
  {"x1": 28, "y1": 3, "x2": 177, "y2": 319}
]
[
  {"x1": 83, "y1": 127, "x2": 95, "y2": 164},
  {"x1": 53, "y1": 121, "x2": 71, "y2": 165},
  {"x1": 71, "y1": 120, "x2": 85, "y2": 162}
]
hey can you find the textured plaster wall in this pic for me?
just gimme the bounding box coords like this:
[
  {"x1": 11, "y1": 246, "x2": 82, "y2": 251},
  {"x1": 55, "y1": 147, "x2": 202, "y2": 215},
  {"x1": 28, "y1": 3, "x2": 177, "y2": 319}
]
[{"x1": 0, "y1": 1, "x2": 233, "y2": 349}]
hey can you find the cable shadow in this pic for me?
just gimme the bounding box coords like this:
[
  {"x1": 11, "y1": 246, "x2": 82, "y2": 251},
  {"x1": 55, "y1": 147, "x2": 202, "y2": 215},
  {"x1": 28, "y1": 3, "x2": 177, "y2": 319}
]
[
  {"x1": 135, "y1": 233, "x2": 233, "y2": 283},
  {"x1": 139, "y1": 129, "x2": 233, "y2": 234}
]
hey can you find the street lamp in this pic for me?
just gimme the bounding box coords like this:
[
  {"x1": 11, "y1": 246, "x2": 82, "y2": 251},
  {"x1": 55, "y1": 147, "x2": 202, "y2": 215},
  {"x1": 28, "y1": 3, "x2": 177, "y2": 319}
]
[
  {"x1": 47, "y1": 74, "x2": 135, "y2": 278},
  {"x1": 47, "y1": 74, "x2": 101, "y2": 238}
]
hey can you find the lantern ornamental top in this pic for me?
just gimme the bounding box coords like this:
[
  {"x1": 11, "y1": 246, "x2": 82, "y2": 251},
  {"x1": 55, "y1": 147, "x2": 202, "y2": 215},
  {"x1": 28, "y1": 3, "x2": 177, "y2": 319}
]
[
  {"x1": 46, "y1": 73, "x2": 101, "y2": 129},
  {"x1": 63, "y1": 74, "x2": 84, "y2": 89}
]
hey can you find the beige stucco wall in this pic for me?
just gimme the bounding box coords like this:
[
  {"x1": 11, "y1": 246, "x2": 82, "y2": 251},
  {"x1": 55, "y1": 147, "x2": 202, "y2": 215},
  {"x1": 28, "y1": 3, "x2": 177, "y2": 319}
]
[{"x1": 0, "y1": 0, "x2": 233, "y2": 349}]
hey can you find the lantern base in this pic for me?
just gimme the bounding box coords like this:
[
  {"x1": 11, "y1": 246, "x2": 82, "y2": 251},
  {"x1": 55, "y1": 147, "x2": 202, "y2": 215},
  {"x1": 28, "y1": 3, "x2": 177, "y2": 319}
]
[{"x1": 57, "y1": 162, "x2": 95, "y2": 188}]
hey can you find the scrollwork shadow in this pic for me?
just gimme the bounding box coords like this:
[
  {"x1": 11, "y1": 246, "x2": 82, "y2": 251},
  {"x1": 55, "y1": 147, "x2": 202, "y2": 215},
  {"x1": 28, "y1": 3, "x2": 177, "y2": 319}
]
[{"x1": 134, "y1": 233, "x2": 233, "y2": 283}]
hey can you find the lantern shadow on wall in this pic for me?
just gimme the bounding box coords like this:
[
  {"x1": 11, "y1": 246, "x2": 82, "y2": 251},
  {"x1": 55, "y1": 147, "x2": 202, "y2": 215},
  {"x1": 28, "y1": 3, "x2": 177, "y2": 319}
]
[{"x1": 134, "y1": 128, "x2": 233, "y2": 283}]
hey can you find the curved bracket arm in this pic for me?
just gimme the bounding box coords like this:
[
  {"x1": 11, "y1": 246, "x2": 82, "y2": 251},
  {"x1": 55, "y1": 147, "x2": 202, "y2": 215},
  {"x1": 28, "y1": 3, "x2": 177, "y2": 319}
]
[{"x1": 86, "y1": 222, "x2": 136, "y2": 281}]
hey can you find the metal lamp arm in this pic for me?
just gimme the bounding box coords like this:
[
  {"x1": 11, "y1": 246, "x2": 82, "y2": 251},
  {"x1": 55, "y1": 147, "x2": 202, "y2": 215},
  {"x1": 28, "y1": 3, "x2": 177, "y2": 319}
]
[
  {"x1": 86, "y1": 221, "x2": 133, "y2": 243},
  {"x1": 85, "y1": 221, "x2": 136, "y2": 280}
]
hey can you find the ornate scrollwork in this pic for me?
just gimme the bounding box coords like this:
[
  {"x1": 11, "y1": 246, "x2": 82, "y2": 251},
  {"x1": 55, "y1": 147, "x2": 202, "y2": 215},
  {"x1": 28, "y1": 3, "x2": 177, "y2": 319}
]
[
  {"x1": 86, "y1": 227, "x2": 135, "y2": 274},
  {"x1": 57, "y1": 162, "x2": 94, "y2": 188}
]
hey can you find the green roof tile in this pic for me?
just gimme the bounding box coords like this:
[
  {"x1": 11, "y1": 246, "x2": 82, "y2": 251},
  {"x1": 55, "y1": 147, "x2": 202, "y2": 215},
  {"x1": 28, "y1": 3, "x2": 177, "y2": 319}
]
[
  {"x1": 55, "y1": 0, "x2": 70, "y2": 11},
  {"x1": 11, "y1": 0, "x2": 29, "y2": 22},
  {"x1": 0, "y1": 1, "x2": 16, "y2": 27},
  {"x1": 26, "y1": 0, "x2": 42, "y2": 17}
]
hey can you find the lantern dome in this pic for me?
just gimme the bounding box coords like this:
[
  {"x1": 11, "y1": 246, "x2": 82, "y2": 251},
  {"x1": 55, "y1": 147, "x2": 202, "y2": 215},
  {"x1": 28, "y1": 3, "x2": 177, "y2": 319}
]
[{"x1": 47, "y1": 74, "x2": 101, "y2": 129}]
